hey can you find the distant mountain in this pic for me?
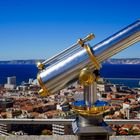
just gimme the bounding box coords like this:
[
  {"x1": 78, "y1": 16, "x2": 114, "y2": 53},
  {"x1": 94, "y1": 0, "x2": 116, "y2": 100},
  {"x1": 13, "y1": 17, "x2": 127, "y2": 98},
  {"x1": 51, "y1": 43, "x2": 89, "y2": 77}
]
[
  {"x1": 0, "y1": 58, "x2": 140, "y2": 64},
  {"x1": 103, "y1": 58, "x2": 140, "y2": 64},
  {"x1": 0, "y1": 59, "x2": 45, "y2": 64}
]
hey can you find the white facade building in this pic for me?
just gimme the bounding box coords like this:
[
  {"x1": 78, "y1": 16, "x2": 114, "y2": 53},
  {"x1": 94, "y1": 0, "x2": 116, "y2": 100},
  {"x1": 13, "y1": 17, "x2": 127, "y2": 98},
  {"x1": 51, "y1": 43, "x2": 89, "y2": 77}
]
[{"x1": 4, "y1": 76, "x2": 16, "y2": 90}]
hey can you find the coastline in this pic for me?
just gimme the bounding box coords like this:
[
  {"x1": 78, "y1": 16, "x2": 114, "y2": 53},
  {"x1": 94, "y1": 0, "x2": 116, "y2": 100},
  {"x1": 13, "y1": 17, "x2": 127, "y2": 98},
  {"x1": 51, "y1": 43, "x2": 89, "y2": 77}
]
[{"x1": 0, "y1": 58, "x2": 140, "y2": 65}]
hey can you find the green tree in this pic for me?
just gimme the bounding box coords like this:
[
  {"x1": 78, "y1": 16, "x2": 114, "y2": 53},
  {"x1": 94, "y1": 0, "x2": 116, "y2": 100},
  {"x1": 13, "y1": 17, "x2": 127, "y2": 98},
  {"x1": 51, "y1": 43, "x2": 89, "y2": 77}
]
[{"x1": 41, "y1": 129, "x2": 52, "y2": 135}]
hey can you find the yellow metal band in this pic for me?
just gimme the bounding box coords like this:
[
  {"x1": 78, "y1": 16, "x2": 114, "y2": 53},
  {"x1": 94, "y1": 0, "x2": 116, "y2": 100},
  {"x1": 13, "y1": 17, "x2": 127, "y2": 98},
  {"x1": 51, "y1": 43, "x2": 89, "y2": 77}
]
[
  {"x1": 84, "y1": 44, "x2": 100, "y2": 70},
  {"x1": 37, "y1": 74, "x2": 50, "y2": 96},
  {"x1": 72, "y1": 105, "x2": 109, "y2": 117}
]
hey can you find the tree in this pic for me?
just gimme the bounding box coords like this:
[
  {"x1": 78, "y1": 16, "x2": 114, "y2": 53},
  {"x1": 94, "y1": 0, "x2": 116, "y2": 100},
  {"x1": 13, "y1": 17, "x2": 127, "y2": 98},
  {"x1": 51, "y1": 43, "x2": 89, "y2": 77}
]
[{"x1": 41, "y1": 129, "x2": 52, "y2": 135}]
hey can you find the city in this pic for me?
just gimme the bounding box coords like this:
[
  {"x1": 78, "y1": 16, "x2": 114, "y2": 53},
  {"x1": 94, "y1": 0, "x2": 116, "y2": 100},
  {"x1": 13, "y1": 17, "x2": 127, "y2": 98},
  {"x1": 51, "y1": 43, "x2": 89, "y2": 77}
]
[{"x1": 0, "y1": 76, "x2": 140, "y2": 137}]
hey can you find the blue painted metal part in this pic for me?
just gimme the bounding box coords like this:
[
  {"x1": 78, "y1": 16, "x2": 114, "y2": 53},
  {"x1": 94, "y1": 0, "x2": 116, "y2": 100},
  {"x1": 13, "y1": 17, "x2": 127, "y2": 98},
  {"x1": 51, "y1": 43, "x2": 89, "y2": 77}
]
[
  {"x1": 72, "y1": 100, "x2": 86, "y2": 107},
  {"x1": 72, "y1": 100, "x2": 109, "y2": 107},
  {"x1": 94, "y1": 100, "x2": 110, "y2": 106}
]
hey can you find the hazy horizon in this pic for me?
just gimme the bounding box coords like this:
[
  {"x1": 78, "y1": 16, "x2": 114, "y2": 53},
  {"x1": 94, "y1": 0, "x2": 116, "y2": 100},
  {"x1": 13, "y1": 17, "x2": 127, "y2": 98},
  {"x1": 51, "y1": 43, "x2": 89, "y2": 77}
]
[{"x1": 1, "y1": 58, "x2": 140, "y2": 62}]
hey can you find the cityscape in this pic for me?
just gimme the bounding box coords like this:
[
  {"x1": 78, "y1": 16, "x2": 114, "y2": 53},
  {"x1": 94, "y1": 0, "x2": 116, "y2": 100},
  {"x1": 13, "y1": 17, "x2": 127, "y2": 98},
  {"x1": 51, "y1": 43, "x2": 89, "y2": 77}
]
[{"x1": 0, "y1": 75, "x2": 140, "y2": 137}]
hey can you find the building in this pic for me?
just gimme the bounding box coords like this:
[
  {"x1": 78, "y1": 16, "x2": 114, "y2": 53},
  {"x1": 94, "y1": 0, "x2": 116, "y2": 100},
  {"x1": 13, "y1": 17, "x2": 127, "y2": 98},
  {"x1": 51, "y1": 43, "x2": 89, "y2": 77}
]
[
  {"x1": 4, "y1": 76, "x2": 16, "y2": 90},
  {"x1": 52, "y1": 111, "x2": 76, "y2": 135},
  {"x1": 28, "y1": 78, "x2": 33, "y2": 84},
  {"x1": 0, "y1": 124, "x2": 11, "y2": 136},
  {"x1": 0, "y1": 98, "x2": 14, "y2": 112},
  {"x1": 7, "y1": 76, "x2": 16, "y2": 85}
]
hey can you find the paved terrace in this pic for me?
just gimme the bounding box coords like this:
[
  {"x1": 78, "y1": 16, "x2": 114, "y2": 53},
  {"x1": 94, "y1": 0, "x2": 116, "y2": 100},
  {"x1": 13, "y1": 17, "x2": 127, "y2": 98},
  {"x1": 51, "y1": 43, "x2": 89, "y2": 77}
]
[
  {"x1": 0, "y1": 119, "x2": 140, "y2": 139},
  {"x1": 0, "y1": 136, "x2": 140, "y2": 140}
]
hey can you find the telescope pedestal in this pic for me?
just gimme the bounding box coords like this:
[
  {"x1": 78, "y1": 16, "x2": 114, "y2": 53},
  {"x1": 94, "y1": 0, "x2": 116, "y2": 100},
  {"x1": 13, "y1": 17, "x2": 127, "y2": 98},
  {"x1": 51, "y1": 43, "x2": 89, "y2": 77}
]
[
  {"x1": 76, "y1": 126, "x2": 109, "y2": 140},
  {"x1": 76, "y1": 115, "x2": 110, "y2": 140},
  {"x1": 74, "y1": 83, "x2": 110, "y2": 140},
  {"x1": 78, "y1": 114, "x2": 103, "y2": 127}
]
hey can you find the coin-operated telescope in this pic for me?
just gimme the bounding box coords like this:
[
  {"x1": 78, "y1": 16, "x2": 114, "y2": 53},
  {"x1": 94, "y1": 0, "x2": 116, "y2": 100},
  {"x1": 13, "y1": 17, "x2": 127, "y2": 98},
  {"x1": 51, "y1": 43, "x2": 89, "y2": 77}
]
[{"x1": 37, "y1": 20, "x2": 140, "y2": 128}]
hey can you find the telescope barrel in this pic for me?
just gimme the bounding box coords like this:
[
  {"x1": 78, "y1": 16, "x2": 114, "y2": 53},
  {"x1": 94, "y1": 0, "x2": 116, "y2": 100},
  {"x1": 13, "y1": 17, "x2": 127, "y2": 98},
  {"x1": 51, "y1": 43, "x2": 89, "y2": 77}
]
[
  {"x1": 42, "y1": 34, "x2": 94, "y2": 66},
  {"x1": 37, "y1": 20, "x2": 140, "y2": 95}
]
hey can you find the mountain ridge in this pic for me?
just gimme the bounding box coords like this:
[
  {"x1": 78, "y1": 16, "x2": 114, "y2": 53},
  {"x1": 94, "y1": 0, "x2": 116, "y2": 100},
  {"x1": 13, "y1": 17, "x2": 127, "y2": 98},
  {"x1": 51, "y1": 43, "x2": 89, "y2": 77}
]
[{"x1": 0, "y1": 58, "x2": 140, "y2": 64}]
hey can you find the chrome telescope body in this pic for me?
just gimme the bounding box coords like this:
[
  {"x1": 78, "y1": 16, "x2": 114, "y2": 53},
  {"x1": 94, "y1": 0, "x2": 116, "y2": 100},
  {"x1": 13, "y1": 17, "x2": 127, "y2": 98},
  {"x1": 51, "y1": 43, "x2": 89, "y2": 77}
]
[{"x1": 37, "y1": 20, "x2": 140, "y2": 95}]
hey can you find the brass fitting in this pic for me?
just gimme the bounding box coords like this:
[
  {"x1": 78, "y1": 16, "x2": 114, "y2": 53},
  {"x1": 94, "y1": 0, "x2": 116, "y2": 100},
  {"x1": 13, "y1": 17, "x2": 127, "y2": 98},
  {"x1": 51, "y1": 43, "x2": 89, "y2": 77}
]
[
  {"x1": 77, "y1": 39, "x2": 84, "y2": 47},
  {"x1": 77, "y1": 33, "x2": 95, "y2": 47},
  {"x1": 86, "y1": 33, "x2": 95, "y2": 41},
  {"x1": 38, "y1": 89, "x2": 46, "y2": 97},
  {"x1": 79, "y1": 67, "x2": 95, "y2": 86},
  {"x1": 72, "y1": 105, "x2": 110, "y2": 117},
  {"x1": 84, "y1": 44, "x2": 100, "y2": 70},
  {"x1": 77, "y1": 34, "x2": 100, "y2": 70},
  {"x1": 37, "y1": 62, "x2": 44, "y2": 70},
  {"x1": 37, "y1": 74, "x2": 50, "y2": 96}
]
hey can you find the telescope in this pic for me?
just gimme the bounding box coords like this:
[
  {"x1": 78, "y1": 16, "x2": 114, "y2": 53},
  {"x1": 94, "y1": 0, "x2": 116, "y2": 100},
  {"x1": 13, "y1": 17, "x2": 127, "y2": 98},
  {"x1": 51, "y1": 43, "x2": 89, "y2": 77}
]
[
  {"x1": 36, "y1": 20, "x2": 140, "y2": 138},
  {"x1": 37, "y1": 20, "x2": 140, "y2": 124},
  {"x1": 37, "y1": 20, "x2": 140, "y2": 95}
]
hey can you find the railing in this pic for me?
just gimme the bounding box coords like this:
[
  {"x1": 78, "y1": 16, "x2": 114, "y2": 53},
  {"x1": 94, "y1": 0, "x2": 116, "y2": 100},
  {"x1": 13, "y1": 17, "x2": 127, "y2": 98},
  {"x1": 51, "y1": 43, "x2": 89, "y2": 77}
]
[
  {"x1": 104, "y1": 119, "x2": 140, "y2": 125},
  {"x1": 0, "y1": 119, "x2": 76, "y2": 125},
  {"x1": 0, "y1": 119, "x2": 140, "y2": 125}
]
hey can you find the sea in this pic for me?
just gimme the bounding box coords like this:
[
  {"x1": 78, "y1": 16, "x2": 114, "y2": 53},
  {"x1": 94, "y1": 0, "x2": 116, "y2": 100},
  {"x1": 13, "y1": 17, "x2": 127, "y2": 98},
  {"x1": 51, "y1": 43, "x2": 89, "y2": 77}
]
[{"x1": 0, "y1": 64, "x2": 140, "y2": 88}]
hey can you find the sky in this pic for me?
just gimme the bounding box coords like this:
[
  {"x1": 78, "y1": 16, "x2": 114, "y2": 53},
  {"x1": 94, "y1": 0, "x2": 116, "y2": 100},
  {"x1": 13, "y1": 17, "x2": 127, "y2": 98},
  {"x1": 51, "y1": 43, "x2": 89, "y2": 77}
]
[{"x1": 0, "y1": 0, "x2": 140, "y2": 60}]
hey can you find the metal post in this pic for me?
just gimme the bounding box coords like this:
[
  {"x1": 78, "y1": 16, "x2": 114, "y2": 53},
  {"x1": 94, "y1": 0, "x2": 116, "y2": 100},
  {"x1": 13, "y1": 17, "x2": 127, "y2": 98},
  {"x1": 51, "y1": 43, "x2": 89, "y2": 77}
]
[{"x1": 84, "y1": 82, "x2": 97, "y2": 107}]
